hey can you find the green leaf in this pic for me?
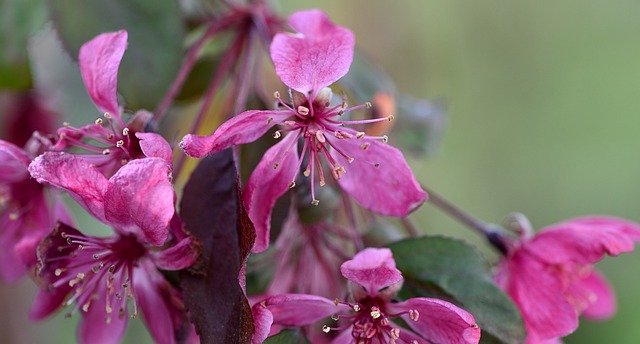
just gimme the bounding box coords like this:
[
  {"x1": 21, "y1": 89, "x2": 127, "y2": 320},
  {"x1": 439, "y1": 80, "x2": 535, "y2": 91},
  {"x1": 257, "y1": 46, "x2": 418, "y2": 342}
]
[
  {"x1": 48, "y1": 0, "x2": 185, "y2": 110},
  {"x1": 263, "y1": 330, "x2": 310, "y2": 344},
  {"x1": 0, "y1": 0, "x2": 47, "y2": 90},
  {"x1": 388, "y1": 236, "x2": 526, "y2": 344}
]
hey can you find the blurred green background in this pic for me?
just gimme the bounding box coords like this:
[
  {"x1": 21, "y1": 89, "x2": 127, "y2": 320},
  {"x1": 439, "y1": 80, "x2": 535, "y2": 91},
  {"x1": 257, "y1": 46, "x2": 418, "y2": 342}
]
[{"x1": 2, "y1": 0, "x2": 640, "y2": 343}]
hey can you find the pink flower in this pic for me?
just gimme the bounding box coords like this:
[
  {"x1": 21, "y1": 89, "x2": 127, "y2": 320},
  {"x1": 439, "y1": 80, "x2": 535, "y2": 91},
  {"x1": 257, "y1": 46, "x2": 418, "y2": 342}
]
[
  {"x1": 53, "y1": 30, "x2": 157, "y2": 176},
  {"x1": 0, "y1": 137, "x2": 69, "y2": 282},
  {"x1": 181, "y1": 9, "x2": 426, "y2": 253},
  {"x1": 253, "y1": 248, "x2": 480, "y2": 344},
  {"x1": 495, "y1": 216, "x2": 640, "y2": 343},
  {"x1": 28, "y1": 152, "x2": 196, "y2": 343}
]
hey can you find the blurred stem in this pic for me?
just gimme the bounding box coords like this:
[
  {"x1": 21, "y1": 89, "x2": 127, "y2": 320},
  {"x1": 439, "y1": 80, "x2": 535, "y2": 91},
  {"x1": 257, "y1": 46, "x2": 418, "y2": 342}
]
[
  {"x1": 422, "y1": 184, "x2": 508, "y2": 254},
  {"x1": 173, "y1": 31, "x2": 247, "y2": 180},
  {"x1": 154, "y1": 18, "x2": 236, "y2": 122},
  {"x1": 400, "y1": 217, "x2": 419, "y2": 238}
]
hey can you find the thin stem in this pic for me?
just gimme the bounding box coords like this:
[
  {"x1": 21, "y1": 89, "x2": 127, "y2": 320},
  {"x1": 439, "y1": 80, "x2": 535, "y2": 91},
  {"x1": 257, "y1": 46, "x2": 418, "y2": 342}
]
[
  {"x1": 153, "y1": 16, "x2": 239, "y2": 122},
  {"x1": 400, "y1": 216, "x2": 419, "y2": 238},
  {"x1": 422, "y1": 184, "x2": 509, "y2": 254}
]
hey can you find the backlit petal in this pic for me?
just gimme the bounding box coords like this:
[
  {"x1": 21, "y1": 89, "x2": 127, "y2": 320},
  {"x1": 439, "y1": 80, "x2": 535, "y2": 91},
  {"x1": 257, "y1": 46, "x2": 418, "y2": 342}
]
[
  {"x1": 339, "y1": 247, "x2": 402, "y2": 296},
  {"x1": 79, "y1": 30, "x2": 127, "y2": 116}
]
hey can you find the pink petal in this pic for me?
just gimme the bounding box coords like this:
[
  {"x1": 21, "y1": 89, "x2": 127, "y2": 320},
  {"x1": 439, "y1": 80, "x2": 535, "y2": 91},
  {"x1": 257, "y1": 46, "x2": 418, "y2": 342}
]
[
  {"x1": 0, "y1": 140, "x2": 31, "y2": 180},
  {"x1": 339, "y1": 247, "x2": 402, "y2": 296},
  {"x1": 0, "y1": 218, "x2": 27, "y2": 282},
  {"x1": 258, "y1": 293, "x2": 349, "y2": 327},
  {"x1": 29, "y1": 286, "x2": 71, "y2": 320},
  {"x1": 180, "y1": 110, "x2": 289, "y2": 158},
  {"x1": 527, "y1": 216, "x2": 640, "y2": 265},
  {"x1": 270, "y1": 9, "x2": 355, "y2": 95},
  {"x1": 79, "y1": 30, "x2": 128, "y2": 116},
  {"x1": 388, "y1": 298, "x2": 480, "y2": 344},
  {"x1": 152, "y1": 236, "x2": 198, "y2": 271},
  {"x1": 134, "y1": 261, "x2": 184, "y2": 344},
  {"x1": 497, "y1": 251, "x2": 578, "y2": 339},
  {"x1": 28, "y1": 152, "x2": 108, "y2": 222},
  {"x1": 136, "y1": 132, "x2": 173, "y2": 165},
  {"x1": 244, "y1": 133, "x2": 300, "y2": 253},
  {"x1": 104, "y1": 158, "x2": 173, "y2": 246},
  {"x1": 78, "y1": 291, "x2": 128, "y2": 344},
  {"x1": 328, "y1": 137, "x2": 426, "y2": 216},
  {"x1": 574, "y1": 269, "x2": 616, "y2": 320},
  {"x1": 251, "y1": 302, "x2": 274, "y2": 344}
]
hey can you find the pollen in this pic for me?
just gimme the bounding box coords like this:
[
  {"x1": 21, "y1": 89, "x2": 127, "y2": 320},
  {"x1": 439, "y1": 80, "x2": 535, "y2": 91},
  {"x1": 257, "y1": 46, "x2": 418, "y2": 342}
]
[
  {"x1": 370, "y1": 306, "x2": 381, "y2": 319},
  {"x1": 298, "y1": 106, "x2": 310, "y2": 116}
]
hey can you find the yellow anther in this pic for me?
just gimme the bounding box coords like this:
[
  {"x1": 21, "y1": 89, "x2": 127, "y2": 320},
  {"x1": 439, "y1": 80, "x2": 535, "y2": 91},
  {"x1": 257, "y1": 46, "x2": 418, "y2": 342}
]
[{"x1": 370, "y1": 307, "x2": 381, "y2": 319}]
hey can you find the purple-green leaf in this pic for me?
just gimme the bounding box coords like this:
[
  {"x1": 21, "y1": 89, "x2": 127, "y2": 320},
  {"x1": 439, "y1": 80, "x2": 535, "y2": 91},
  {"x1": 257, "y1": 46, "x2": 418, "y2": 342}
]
[{"x1": 179, "y1": 149, "x2": 256, "y2": 343}]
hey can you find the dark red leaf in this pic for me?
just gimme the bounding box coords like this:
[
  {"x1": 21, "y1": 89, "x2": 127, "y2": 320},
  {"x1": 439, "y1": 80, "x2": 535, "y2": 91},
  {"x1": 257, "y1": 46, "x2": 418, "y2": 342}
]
[{"x1": 179, "y1": 149, "x2": 256, "y2": 343}]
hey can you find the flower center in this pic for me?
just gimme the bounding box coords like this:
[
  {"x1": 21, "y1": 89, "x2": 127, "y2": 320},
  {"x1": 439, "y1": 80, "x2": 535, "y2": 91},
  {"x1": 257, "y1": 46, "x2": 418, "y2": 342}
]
[
  {"x1": 46, "y1": 229, "x2": 147, "y2": 323},
  {"x1": 270, "y1": 91, "x2": 394, "y2": 205},
  {"x1": 322, "y1": 298, "x2": 420, "y2": 344}
]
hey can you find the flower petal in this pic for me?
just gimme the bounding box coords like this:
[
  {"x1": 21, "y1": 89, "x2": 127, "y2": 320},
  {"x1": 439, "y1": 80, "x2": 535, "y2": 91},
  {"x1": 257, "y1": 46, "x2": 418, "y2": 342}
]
[
  {"x1": 135, "y1": 261, "x2": 188, "y2": 344},
  {"x1": 136, "y1": 132, "x2": 173, "y2": 165},
  {"x1": 574, "y1": 268, "x2": 616, "y2": 320},
  {"x1": 496, "y1": 251, "x2": 578, "y2": 339},
  {"x1": 29, "y1": 287, "x2": 71, "y2": 320},
  {"x1": 104, "y1": 158, "x2": 173, "y2": 246},
  {"x1": 152, "y1": 236, "x2": 198, "y2": 271},
  {"x1": 270, "y1": 9, "x2": 355, "y2": 95},
  {"x1": 244, "y1": 133, "x2": 300, "y2": 253},
  {"x1": 387, "y1": 298, "x2": 480, "y2": 344},
  {"x1": 79, "y1": 30, "x2": 127, "y2": 116},
  {"x1": 77, "y1": 291, "x2": 128, "y2": 344},
  {"x1": 180, "y1": 110, "x2": 288, "y2": 158},
  {"x1": 339, "y1": 247, "x2": 402, "y2": 296},
  {"x1": 251, "y1": 302, "x2": 274, "y2": 344},
  {"x1": 28, "y1": 152, "x2": 108, "y2": 222},
  {"x1": 329, "y1": 137, "x2": 426, "y2": 216},
  {"x1": 258, "y1": 293, "x2": 349, "y2": 327},
  {"x1": 0, "y1": 140, "x2": 31, "y2": 180},
  {"x1": 527, "y1": 216, "x2": 640, "y2": 265}
]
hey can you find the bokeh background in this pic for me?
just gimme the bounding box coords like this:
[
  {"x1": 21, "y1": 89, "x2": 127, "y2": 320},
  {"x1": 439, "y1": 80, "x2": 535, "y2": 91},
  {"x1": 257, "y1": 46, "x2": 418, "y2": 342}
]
[{"x1": 2, "y1": 0, "x2": 640, "y2": 343}]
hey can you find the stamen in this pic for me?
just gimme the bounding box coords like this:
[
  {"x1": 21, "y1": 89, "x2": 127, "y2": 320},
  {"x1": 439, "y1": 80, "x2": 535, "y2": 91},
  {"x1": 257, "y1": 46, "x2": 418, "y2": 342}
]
[
  {"x1": 104, "y1": 112, "x2": 112, "y2": 119},
  {"x1": 116, "y1": 140, "x2": 124, "y2": 147},
  {"x1": 322, "y1": 325, "x2": 331, "y2": 333},
  {"x1": 273, "y1": 91, "x2": 280, "y2": 99},
  {"x1": 273, "y1": 131, "x2": 281, "y2": 139},
  {"x1": 370, "y1": 306, "x2": 381, "y2": 319},
  {"x1": 311, "y1": 199, "x2": 319, "y2": 206},
  {"x1": 409, "y1": 309, "x2": 420, "y2": 321},
  {"x1": 356, "y1": 132, "x2": 365, "y2": 139},
  {"x1": 390, "y1": 328, "x2": 400, "y2": 340},
  {"x1": 102, "y1": 149, "x2": 110, "y2": 155},
  {"x1": 95, "y1": 118, "x2": 103, "y2": 125},
  {"x1": 122, "y1": 128, "x2": 129, "y2": 136},
  {"x1": 288, "y1": 181, "x2": 296, "y2": 189},
  {"x1": 331, "y1": 314, "x2": 340, "y2": 321},
  {"x1": 298, "y1": 106, "x2": 310, "y2": 116},
  {"x1": 266, "y1": 117, "x2": 273, "y2": 124}
]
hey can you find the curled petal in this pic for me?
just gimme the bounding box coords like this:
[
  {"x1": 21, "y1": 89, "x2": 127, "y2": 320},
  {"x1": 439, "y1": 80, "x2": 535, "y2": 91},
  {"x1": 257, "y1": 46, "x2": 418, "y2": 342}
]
[
  {"x1": 339, "y1": 247, "x2": 402, "y2": 296},
  {"x1": 28, "y1": 152, "x2": 108, "y2": 222},
  {"x1": 329, "y1": 137, "x2": 426, "y2": 216},
  {"x1": 574, "y1": 269, "x2": 616, "y2": 320},
  {"x1": 29, "y1": 286, "x2": 72, "y2": 321},
  {"x1": 136, "y1": 132, "x2": 173, "y2": 166},
  {"x1": 527, "y1": 216, "x2": 640, "y2": 265},
  {"x1": 104, "y1": 158, "x2": 173, "y2": 246},
  {"x1": 180, "y1": 110, "x2": 289, "y2": 158},
  {"x1": 252, "y1": 302, "x2": 274, "y2": 344},
  {"x1": 79, "y1": 30, "x2": 128, "y2": 117},
  {"x1": 152, "y1": 236, "x2": 198, "y2": 271},
  {"x1": 0, "y1": 140, "x2": 31, "y2": 180},
  {"x1": 244, "y1": 134, "x2": 300, "y2": 253},
  {"x1": 388, "y1": 298, "x2": 480, "y2": 344},
  {"x1": 270, "y1": 9, "x2": 355, "y2": 95}
]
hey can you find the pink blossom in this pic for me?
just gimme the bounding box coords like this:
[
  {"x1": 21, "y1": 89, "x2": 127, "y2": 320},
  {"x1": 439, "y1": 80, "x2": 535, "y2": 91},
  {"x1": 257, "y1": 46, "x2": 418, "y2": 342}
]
[
  {"x1": 253, "y1": 247, "x2": 480, "y2": 344},
  {"x1": 28, "y1": 152, "x2": 196, "y2": 343},
  {"x1": 53, "y1": 30, "x2": 158, "y2": 176},
  {"x1": 0, "y1": 137, "x2": 69, "y2": 282},
  {"x1": 181, "y1": 9, "x2": 426, "y2": 253},
  {"x1": 495, "y1": 216, "x2": 640, "y2": 343}
]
